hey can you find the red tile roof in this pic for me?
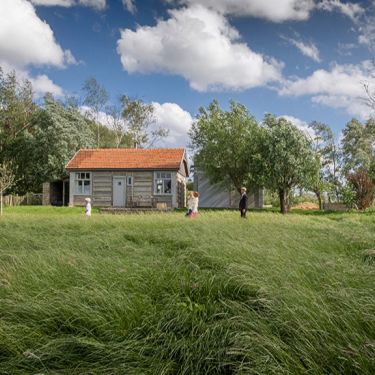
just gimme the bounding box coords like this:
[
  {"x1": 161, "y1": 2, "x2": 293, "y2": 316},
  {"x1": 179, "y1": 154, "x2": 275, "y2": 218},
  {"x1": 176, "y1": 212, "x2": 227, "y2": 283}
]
[{"x1": 66, "y1": 148, "x2": 186, "y2": 171}]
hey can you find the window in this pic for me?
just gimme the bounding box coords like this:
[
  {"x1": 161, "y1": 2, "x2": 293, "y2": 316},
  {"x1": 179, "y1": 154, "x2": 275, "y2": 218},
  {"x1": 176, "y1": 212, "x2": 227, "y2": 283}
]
[
  {"x1": 75, "y1": 172, "x2": 91, "y2": 195},
  {"x1": 154, "y1": 172, "x2": 172, "y2": 195},
  {"x1": 127, "y1": 176, "x2": 133, "y2": 186}
]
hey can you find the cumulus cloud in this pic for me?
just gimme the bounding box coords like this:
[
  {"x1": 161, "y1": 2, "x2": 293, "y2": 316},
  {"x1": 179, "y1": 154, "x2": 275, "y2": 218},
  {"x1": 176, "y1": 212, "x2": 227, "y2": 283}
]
[
  {"x1": 117, "y1": 5, "x2": 282, "y2": 92},
  {"x1": 30, "y1": 0, "x2": 106, "y2": 9},
  {"x1": 0, "y1": 63, "x2": 64, "y2": 98},
  {"x1": 152, "y1": 102, "x2": 194, "y2": 146},
  {"x1": 0, "y1": 0, "x2": 75, "y2": 68},
  {"x1": 281, "y1": 35, "x2": 321, "y2": 62},
  {"x1": 122, "y1": 0, "x2": 136, "y2": 14},
  {"x1": 30, "y1": 74, "x2": 64, "y2": 98},
  {"x1": 279, "y1": 61, "x2": 375, "y2": 119},
  {"x1": 80, "y1": 102, "x2": 193, "y2": 147}
]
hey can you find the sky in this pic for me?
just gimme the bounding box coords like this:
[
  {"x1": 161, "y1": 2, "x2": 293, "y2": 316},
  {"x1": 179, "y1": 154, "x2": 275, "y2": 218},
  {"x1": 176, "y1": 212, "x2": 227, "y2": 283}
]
[{"x1": 1, "y1": 0, "x2": 375, "y2": 148}]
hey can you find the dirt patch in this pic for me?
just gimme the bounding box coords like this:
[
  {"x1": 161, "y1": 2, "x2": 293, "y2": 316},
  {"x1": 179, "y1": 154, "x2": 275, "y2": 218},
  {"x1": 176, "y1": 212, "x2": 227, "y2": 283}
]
[{"x1": 292, "y1": 202, "x2": 319, "y2": 210}]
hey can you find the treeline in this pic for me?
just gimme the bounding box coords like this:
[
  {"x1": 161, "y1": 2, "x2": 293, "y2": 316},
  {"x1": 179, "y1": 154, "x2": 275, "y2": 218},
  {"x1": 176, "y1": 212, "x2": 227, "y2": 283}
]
[
  {"x1": 189, "y1": 100, "x2": 375, "y2": 213},
  {"x1": 1, "y1": 68, "x2": 374, "y2": 213},
  {"x1": 0, "y1": 68, "x2": 168, "y2": 195}
]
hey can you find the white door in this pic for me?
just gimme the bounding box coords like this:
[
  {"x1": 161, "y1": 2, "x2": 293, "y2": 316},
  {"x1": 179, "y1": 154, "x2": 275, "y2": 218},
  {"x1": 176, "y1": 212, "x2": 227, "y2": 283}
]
[{"x1": 113, "y1": 177, "x2": 126, "y2": 207}]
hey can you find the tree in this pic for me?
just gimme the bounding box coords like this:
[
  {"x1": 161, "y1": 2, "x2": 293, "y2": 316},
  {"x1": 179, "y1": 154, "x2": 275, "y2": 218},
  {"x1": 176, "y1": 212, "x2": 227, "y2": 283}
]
[
  {"x1": 105, "y1": 104, "x2": 127, "y2": 148},
  {"x1": 347, "y1": 169, "x2": 374, "y2": 210},
  {"x1": 22, "y1": 95, "x2": 95, "y2": 190},
  {"x1": 0, "y1": 68, "x2": 35, "y2": 158},
  {"x1": 0, "y1": 162, "x2": 16, "y2": 215},
  {"x1": 341, "y1": 118, "x2": 375, "y2": 175},
  {"x1": 6, "y1": 95, "x2": 95, "y2": 194},
  {"x1": 307, "y1": 121, "x2": 339, "y2": 209},
  {"x1": 364, "y1": 60, "x2": 375, "y2": 112},
  {"x1": 121, "y1": 96, "x2": 168, "y2": 148},
  {"x1": 0, "y1": 68, "x2": 37, "y2": 193},
  {"x1": 261, "y1": 115, "x2": 316, "y2": 214},
  {"x1": 82, "y1": 77, "x2": 109, "y2": 148},
  {"x1": 189, "y1": 100, "x2": 262, "y2": 193}
]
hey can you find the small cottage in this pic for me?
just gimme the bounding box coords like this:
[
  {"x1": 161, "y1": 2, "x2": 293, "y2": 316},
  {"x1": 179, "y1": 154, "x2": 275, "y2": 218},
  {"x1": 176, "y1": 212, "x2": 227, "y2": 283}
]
[{"x1": 43, "y1": 148, "x2": 189, "y2": 209}]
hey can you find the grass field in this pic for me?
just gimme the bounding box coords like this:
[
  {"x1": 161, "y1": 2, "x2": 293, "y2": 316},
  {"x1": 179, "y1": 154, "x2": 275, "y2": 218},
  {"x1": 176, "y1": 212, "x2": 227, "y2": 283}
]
[{"x1": 0, "y1": 207, "x2": 375, "y2": 374}]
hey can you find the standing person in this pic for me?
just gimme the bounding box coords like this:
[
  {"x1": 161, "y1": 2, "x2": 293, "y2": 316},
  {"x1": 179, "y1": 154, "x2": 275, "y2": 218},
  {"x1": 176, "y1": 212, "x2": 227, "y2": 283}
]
[
  {"x1": 186, "y1": 192, "x2": 194, "y2": 217},
  {"x1": 239, "y1": 187, "x2": 248, "y2": 218},
  {"x1": 85, "y1": 197, "x2": 92, "y2": 217},
  {"x1": 191, "y1": 191, "x2": 200, "y2": 217}
]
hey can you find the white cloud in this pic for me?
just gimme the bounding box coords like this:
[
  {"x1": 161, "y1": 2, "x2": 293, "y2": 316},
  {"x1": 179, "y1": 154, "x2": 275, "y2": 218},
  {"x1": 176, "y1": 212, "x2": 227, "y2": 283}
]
[
  {"x1": 278, "y1": 115, "x2": 315, "y2": 138},
  {"x1": 122, "y1": 0, "x2": 136, "y2": 14},
  {"x1": 78, "y1": 0, "x2": 105, "y2": 10},
  {"x1": 282, "y1": 36, "x2": 321, "y2": 62},
  {"x1": 0, "y1": 63, "x2": 64, "y2": 98},
  {"x1": 30, "y1": 0, "x2": 74, "y2": 5},
  {"x1": 167, "y1": 0, "x2": 363, "y2": 22},
  {"x1": 0, "y1": 0, "x2": 75, "y2": 68},
  {"x1": 357, "y1": 9, "x2": 375, "y2": 51},
  {"x1": 279, "y1": 61, "x2": 375, "y2": 119},
  {"x1": 30, "y1": 0, "x2": 106, "y2": 9},
  {"x1": 316, "y1": 0, "x2": 364, "y2": 22},
  {"x1": 30, "y1": 74, "x2": 64, "y2": 98},
  {"x1": 117, "y1": 5, "x2": 282, "y2": 92},
  {"x1": 152, "y1": 102, "x2": 194, "y2": 146},
  {"x1": 167, "y1": 0, "x2": 315, "y2": 22},
  {"x1": 79, "y1": 102, "x2": 194, "y2": 147}
]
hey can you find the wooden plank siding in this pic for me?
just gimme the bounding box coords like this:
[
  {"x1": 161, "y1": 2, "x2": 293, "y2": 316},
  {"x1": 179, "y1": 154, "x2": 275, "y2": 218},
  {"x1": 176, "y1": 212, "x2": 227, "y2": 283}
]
[
  {"x1": 70, "y1": 170, "x2": 187, "y2": 209},
  {"x1": 92, "y1": 172, "x2": 112, "y2": 207},
  {"x1": 177, "y1": 172, "x2": 186, "y2": 208},
  {"x1": 133, "y1": 172, "x2": 153, "y2": 199}
]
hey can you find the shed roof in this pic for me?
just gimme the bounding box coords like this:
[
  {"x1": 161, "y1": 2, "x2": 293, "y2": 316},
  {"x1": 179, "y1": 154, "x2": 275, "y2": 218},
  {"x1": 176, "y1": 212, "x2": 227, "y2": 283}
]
[{"x1": 66, "y1": 148, "x2": 188, "y2": 174}]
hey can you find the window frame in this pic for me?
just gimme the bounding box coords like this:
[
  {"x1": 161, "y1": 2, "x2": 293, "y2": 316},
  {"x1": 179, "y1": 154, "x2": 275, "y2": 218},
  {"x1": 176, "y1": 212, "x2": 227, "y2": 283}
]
[
  {"x1": 154, "y1": 171, "x2": 173, "y2": 195},
  {"x1": 74, "y1": 172, "x2": 92, "y2": 195}
]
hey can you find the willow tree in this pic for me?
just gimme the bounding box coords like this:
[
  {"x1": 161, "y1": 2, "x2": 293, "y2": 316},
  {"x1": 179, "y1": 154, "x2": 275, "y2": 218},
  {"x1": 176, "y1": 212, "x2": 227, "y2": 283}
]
[
  {"x1": 261, "y1": 115, "x2": 316, "y2": 214},
  {"x1": 189, "y1": 100, "x2": 262, "y2": 193}
]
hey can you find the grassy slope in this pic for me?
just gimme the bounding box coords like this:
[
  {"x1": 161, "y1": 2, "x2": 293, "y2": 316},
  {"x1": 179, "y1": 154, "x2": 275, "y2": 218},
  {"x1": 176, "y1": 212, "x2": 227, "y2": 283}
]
[{"x1": 0, "y1": 207, "x2": 374, "y2": 374}]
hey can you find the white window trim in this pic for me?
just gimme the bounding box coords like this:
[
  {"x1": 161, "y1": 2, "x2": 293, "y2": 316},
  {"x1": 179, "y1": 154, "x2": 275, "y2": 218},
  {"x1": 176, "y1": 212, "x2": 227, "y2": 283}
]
[
  {"x1": 154, "y1": 171, "x2": 173, "y2": 195},
  {"x1": 74, "y1": 172, "x2": 92, "y2": 195}
]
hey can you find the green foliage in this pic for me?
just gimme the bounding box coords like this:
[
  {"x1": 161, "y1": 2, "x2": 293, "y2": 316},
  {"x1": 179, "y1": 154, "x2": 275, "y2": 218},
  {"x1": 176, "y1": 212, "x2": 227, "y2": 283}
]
[
  {"x1": 189, "y1": 100, "x2": 262, "y2": 192},
  {"x1": 341, "y1": 118, "x2": 375, "y2": 174},
  {"x1": 261, "y1": 115, "x2": 316, "y2": 213},
  {"x1": 0, "y1": 208, "x2": 375, "y2": 373},
  {"x1": 306, "y1": 121, "x2": 340, "y2": 208}
]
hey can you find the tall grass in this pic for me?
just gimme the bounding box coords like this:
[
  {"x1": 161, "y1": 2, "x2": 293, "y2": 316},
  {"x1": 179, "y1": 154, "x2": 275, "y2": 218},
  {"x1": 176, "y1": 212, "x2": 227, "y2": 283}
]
[{"x1": 0, "y1": 207, "x2": 375, "y2": 374}]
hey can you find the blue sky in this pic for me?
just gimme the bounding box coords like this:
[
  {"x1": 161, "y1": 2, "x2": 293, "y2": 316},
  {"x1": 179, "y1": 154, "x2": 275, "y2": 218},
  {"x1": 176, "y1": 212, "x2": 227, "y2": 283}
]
[{"x1": 1, "y1": 0, "x2": 375, "y2": 147}]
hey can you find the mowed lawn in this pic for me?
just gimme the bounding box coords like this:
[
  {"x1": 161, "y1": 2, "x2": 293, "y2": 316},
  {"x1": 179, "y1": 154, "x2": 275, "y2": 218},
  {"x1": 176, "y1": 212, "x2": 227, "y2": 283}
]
[{"x1": 0, "y1": 207, "x2": 375, "y2": 374}]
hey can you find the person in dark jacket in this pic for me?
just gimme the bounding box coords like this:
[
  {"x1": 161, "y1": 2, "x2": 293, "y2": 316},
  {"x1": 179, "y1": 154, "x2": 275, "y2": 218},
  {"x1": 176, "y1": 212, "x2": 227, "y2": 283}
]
[{"x1": 239, "y1": 187, "x2": 248, "y2": 218}]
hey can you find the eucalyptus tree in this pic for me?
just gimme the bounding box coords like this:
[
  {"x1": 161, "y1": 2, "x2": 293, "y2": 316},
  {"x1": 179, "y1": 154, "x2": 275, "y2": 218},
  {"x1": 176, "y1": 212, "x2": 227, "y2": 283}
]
[
  {"x1": 307, "y1": 121, "x2": 340, "y2": 208},
  {"x1": 82, "y1": 77, "x2": 109, "y2": 148},
  {"x1": 121, "y1": 95, "x2": 168, "y2": 148}
]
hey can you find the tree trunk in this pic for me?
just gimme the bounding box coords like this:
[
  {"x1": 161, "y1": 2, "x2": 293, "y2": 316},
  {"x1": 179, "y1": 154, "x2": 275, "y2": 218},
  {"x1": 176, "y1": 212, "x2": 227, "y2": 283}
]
[
  {"x1": 279, "y1": 189, "x2": 289, "y2": 214},
  {"x1": 0, "y1": 191, "x2": 3, "y2": 216},
  {"x1": 315, "y1": 191, "x2": 323, "y2": 210}
]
